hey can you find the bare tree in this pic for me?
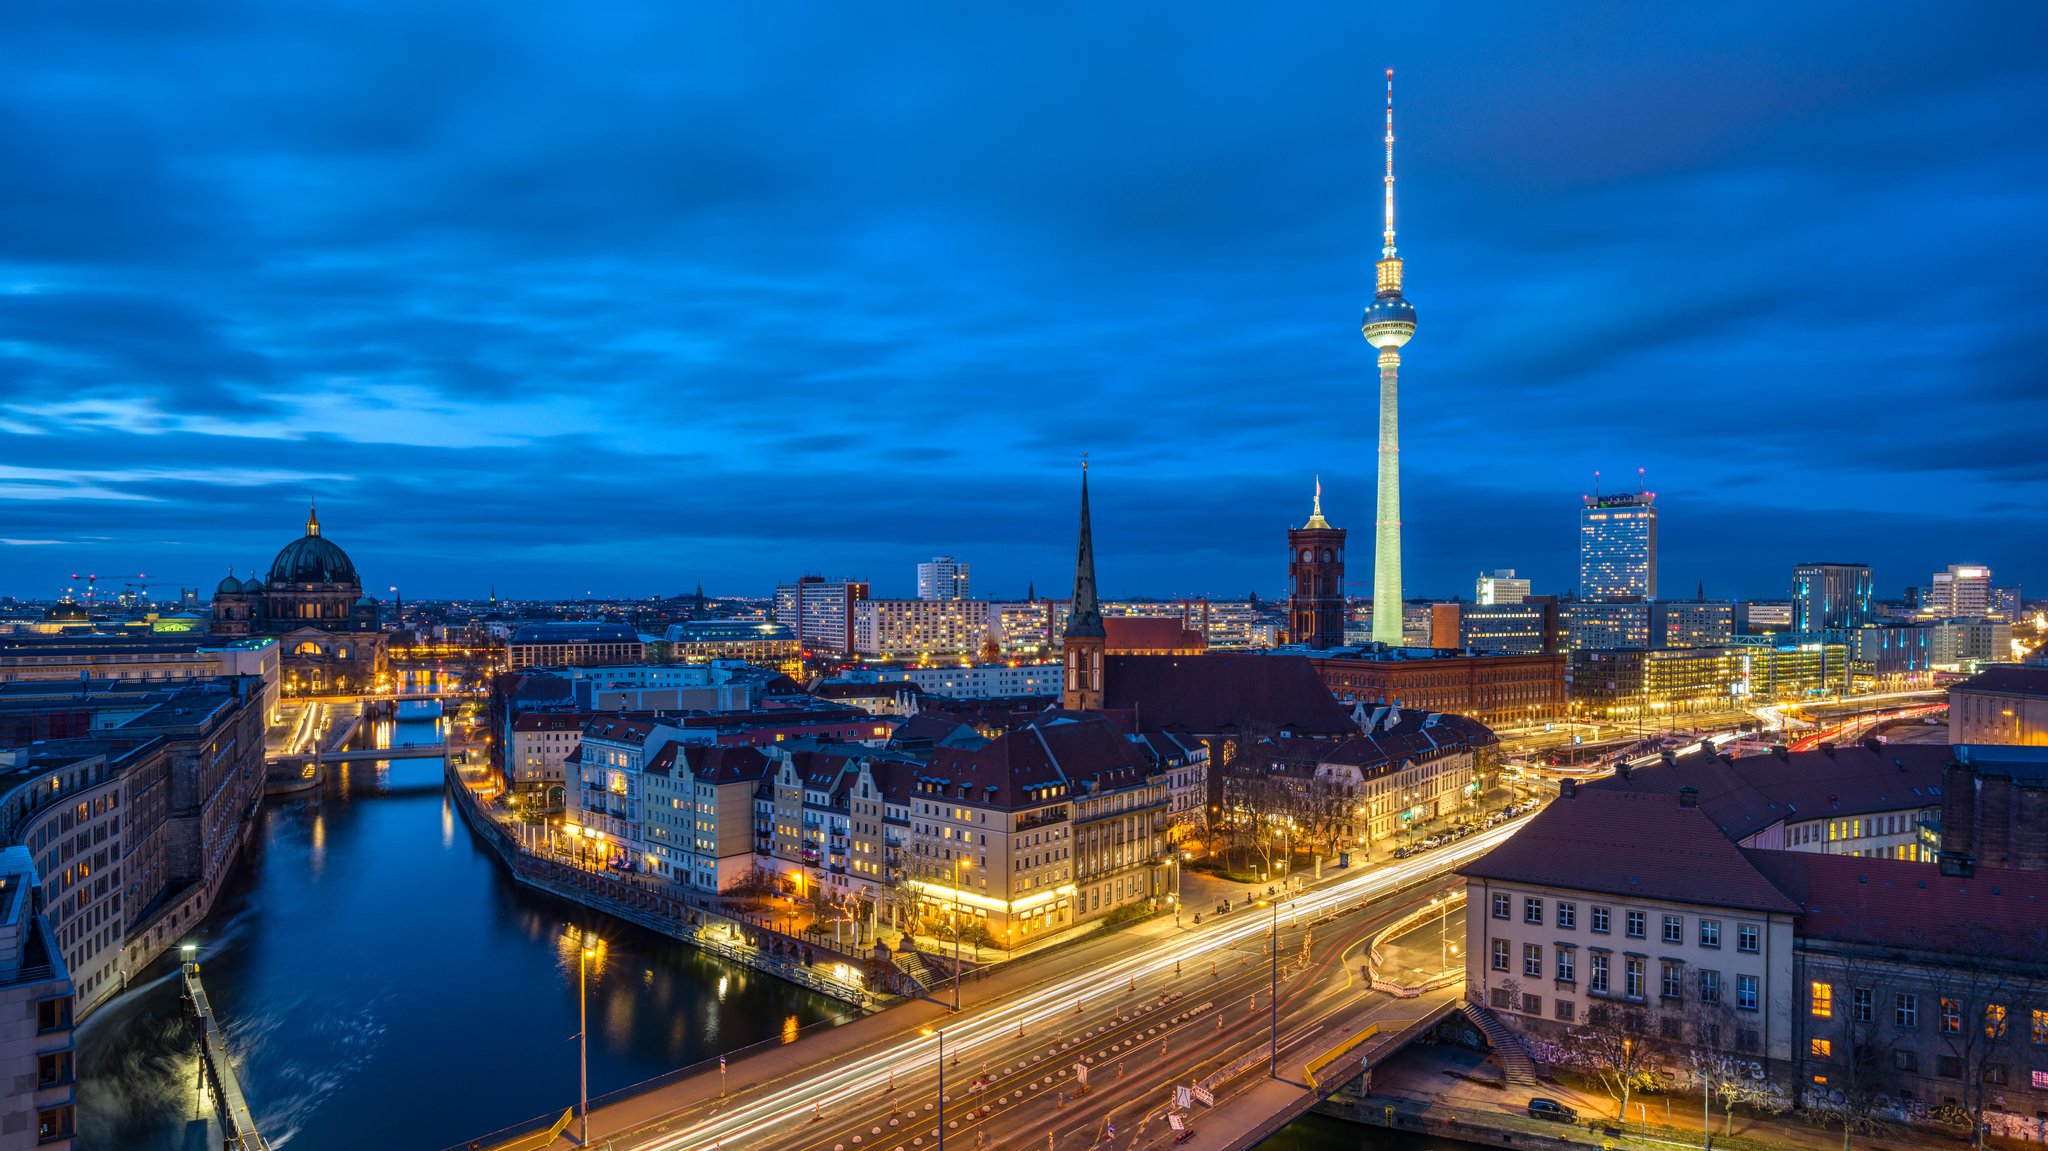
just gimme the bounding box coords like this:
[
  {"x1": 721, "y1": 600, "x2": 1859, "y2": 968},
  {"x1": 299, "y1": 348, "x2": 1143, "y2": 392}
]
[
  {"x1": 1573, "y1": 1002, "x2": 1664, "y2": 1124},
  {"x1": 1800, "y1": 946, "x2": 1903, "y2": 1150},
  {"x1": 1925, "y1": 923, "x2": 2038, "y2": 1150}
]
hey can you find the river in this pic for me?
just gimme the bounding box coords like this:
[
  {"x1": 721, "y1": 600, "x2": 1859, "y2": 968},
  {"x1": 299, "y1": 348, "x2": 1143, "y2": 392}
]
[{"x1": 74, "y1": 700, "x2": 1471, "y2": 1151}]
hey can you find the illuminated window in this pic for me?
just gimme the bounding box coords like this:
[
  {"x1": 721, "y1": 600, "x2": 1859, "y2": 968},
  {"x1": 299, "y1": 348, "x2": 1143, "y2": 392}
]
[
  {"x1": 1811, "y1": 982, "x2": 1833, "y2": 1018},
  {"x1": 1810, "y1": 1038, "x2": 1831, "y2": 1059}
]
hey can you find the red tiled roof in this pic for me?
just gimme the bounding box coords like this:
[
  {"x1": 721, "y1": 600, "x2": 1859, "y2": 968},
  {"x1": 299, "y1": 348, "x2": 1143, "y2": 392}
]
[
  {"x1": 1951, "y1": 665, "x2": 2048, "y2": 699},
  {"x1": 1101, "y1": 654, "x2": 1355, "y2": 735},
  {"x1": 1743, "y1": 850, "x2": 2048, "y2": 951},
  {"x1": 512, "y1": 712, "x2": 593, "y2": 732},
  {"x1": 1104, "y1": 616, "x2": 1206, "y2": 653},
  {"x1": 1586, "y1": 742, "x2": 1949, "y2": 842},
  {"x1": 925, "y1": 718, "x2": 1152, "y2": 809},
  {"x1": 1459, "y1": 789, "x2": 1801, "y2": 914}
]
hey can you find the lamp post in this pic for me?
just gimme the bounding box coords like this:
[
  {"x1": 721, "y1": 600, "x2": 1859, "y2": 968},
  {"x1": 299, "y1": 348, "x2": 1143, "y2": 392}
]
[
  {"x1": 953, "y1": 858, "x2": 970, "y2": 1010},
  {"x1": 578, "y1": 939, "x2": 599, "y2": 1146}
]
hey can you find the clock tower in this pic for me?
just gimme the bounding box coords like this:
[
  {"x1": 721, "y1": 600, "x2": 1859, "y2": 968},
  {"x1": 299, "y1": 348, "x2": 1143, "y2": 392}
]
[{"x1": 1287, "y1": 478, "x2": 1347, "y2": 649}]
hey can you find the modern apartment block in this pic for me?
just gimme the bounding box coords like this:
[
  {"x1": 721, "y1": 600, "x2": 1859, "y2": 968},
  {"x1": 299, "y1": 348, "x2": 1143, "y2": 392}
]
[
  {"x1": 772, "y1": 577, "x2": 871, "y2": 654},
  {"x1": 915, "y1": 557, "x2": 972, "y2": 602}
]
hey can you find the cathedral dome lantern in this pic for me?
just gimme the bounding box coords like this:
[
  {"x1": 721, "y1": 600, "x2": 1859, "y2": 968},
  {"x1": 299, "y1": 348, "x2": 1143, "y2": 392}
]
[{"x1": 268, "y1": 501, "x2": 360, "y2": 587}]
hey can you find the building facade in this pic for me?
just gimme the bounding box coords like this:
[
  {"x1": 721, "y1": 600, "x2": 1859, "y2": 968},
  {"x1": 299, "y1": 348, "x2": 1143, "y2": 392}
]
[
  {"x1": 854, "y1": 599, "x2": 992, "y2": 658},
  {"x1": 1793, "y1": 563, "x2": 1874, "y2": 635},
  {"x1": 1924, "y1": 565, "x2": 1993, "y2": 618},
  {"x1": 1295, "y1": 647, "x2": 1566, "y2": 728},
  {"x1": 1580, "y1": 490, "x2": 1658, "y2": 601},
  {"x1": 1561, "y1": 600, "x2": 1652, "y2": 652},
  {"x1": 1476, "y1": 570, "x2": 1531, "y2": 605},
  {"x1": 506, "y1": 623, "x2": 646, "y2": 670},
  {"x1": 916, "y1": 557, "x2": 972, "y2": 602},
  {"x1": 1653, "y1": 600, "x2": 1735, "y2": 650},
  {"x1": 773, "y1": 577, "x2": 871, "y2": 654},
  {"x1": 1949, "y1": 667, "x2": 2048, "y2": 746}
]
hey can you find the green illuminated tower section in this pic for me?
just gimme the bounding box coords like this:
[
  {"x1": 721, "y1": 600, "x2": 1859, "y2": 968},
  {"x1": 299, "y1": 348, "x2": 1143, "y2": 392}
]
[{"x1": 1362, "y1": 68, "x2": 1416, "y2": 647}]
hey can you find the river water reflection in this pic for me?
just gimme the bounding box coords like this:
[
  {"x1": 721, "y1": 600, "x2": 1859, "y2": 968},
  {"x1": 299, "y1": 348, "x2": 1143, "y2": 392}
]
[{"x1": 76, "y1": 704, "x2": 846, "y2": 1151}]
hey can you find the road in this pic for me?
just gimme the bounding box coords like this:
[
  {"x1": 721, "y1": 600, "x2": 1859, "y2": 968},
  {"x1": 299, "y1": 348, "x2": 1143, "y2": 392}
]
[{"x1": 552, "y1": 820, "x2": 1528, "y2": 1151}]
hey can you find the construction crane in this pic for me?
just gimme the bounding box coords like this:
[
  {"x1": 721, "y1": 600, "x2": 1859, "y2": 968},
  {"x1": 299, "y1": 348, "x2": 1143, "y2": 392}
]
[
  {"x1": 120, "y1": 574, "x2": 151, "y2": 606},
  {"x1": 68, "y1": 572, "x2": 99, "y2": 604}
]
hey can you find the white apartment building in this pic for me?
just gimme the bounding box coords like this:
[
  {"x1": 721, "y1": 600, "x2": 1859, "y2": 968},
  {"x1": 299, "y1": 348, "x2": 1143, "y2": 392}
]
[
  {"x1": 1924, "y1": 564, "x2": 1992, "y2": 618},
  {"x1": 1476, "y1": 570, "x2": 1531, "y2": 605},
  {"x1": 916, "y1": 557, "x2": 971, "y2": 601},
  {"x1": 854, "y1": 599, "x2": 992, "y2": 657},
  {"x1": 1461, "y1": 787, "x2": 1800, "y2": 1070},
  {"x1": 507, "y1": 713, "x2": 584, "y2": 808}
]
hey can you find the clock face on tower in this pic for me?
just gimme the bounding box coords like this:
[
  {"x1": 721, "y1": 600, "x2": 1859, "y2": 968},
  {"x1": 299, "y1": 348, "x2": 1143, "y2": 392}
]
[{"x1": 1301, "y1": 548, "x2": 1314, "y2": 562}]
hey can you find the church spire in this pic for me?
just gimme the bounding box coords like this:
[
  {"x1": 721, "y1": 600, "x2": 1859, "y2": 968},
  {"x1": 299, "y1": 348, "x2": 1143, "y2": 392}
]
[
  {"x1": 306, "y1": 499, "x2": 321, "y2": 538},
  {"x1": 1064, "y1": 460, "x2": 1105, "y2": 639}
]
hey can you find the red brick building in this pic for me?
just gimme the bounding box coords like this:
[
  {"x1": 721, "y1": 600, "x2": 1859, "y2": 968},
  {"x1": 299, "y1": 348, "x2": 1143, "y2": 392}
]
[{"x1": 1299, "y1": 648, "x2": 1565, "y2": 729}]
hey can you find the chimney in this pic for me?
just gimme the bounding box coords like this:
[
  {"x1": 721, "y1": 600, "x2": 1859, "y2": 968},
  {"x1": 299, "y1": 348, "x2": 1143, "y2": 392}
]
[
  {"x1": 1862, "y1": 736, "x2": 1883, "y2": 755},
  {"x1": 1820, "y1": 741, "x2": 1836, "y2": 758},
  {"x1": 1616, "y1": 761, "x2": 1632, "y2": 781},
  {"x1": 1678, "y1": 786, "x2": 1699, "y2": 809},
  {"x1": 1771, "y1": 744, "x2": 1789, "y2": 761},
  {"x1": 1660, "y1": 750, "x2": 1677, "y2": 766},
  {"x1": 1560, "y1": 778, "x2": 1578, "y2": 799},
  {"x1": 1939, "y1": 851, "x2": 1974, "y2": 879}
]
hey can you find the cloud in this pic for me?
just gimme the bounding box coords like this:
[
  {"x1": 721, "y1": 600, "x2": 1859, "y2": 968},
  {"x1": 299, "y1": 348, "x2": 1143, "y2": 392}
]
[{"x1": 0, "y1": 3, "x2": 2043, "y2": 600}]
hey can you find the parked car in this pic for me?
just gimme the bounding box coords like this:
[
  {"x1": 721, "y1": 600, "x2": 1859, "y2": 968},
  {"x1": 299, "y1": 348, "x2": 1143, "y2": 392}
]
[
  {"x1": 1527, "y1": 1098, "x2": 1578, "y2": 1123},
  {"x1": 1391, "y1": 845, "x2": 1416, "y2": 860},
  {"x1": 1421, "y1": 836, "x2": 1443, "y2": 849}
]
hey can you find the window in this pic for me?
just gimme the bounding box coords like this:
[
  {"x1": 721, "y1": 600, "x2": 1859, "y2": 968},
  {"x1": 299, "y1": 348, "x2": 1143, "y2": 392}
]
[
  {"x1": 1557, "y1": 901, "x2": 1576, "y2": 929},
  {"x1": 1521, "y1": 992, "x2": 1543, "y2": 1015},
  {"x1": 1557, "y1": 950, "x2": 1576, "y2": 983},
  {"x1": 35, "y1": 1052, "x2": 71, "y2": 1088},
  {"x1": 1491, "y1": 893, "x2": 1510, "y2": 920},
  {"x1": 1661, "y1": 962, "x2": 1683, "y2": 1000},
  {"x1": 1737, "y1": 922, "x2": 1760, "y2": 953},
  {"x1": 1737, "y1": 1028, "x2": 1760, "y2": 1053},
  {"x1": 1661, "y1": 1017, "x2": 1683, "y2": 1040},
  {"x1": 1591, "y1": 905, "x2": 1611, "y2": 934},
  {"x1": 1492, "y1": 939, "x2": 1509, "y2": 972},
  {"x1": 1937, "y1": 1054, "x2": 1961, "y2": 1079},
  {"x1": 1490, "y1": 987, "x2": 1512, "y2": 1009},
  {"x1": 1852, "y1": 987, "x2": 1873, "y2": 1023},
  {"x1": 1897, "y1": 993, "x2": 1919, "y2": 1029},
  {"x1": 1737, "y1": 974, "x2": 1759, "y2": 1011},
  {"x1": 1699, "y1": 919, "x2": 1721, "y2": 948},
  {"x1": 1811, "y1": 982, "x2": 1833, "y2": 1018},
  {"x1": 2032, "y1": 1008, "x2": 2048, "y2": 1046},
  {"x1": 1940, "y1": 998, "x2": 1961, "y2": 1034},
  {"x1": 34, "y1": 998, "x2": 70, "y2": 1034},
  {"x1": 1626, "y1": 911, "x2": 1646, "y2": 939},
  {"x1": 36, "y1": 1106, "x2": 73, "y2": 1142},
  {"x1": 1662, "y1": 914, "x2": 1683, "y2": 944},
  {"x1": 1986, "y1": 1004, "x2": 2007, "y2": 1040},
  {"x1": 1985, "y1": 1063, "x2": 2008, "y2": 1086},
  {"x1": 1700, "y1": 969, "x2": 1722, "y2": 1005},
  {"x1": 1555, "y1": 999, "x2": 1576, "y2": 1022},
  {"x1": 1524, "y1": 943, "x2": 1542, "y2": 978},
  {"x1": 1590, "y1": 953, "x2": 1610, "y2": 995},
  {"x1": 1810, "y1": 1037, "x2": 1833, "y2": 1059},
  {"x1": 1524, "y1": 896, "x2": 1544, "y2": 925},
  {"x1": 1893, "y1": 1050, "x2": 1918, "y2": 1072},
  {"x1": 1625, "y1": 957, "x2": 1646, "y2": 1000}
]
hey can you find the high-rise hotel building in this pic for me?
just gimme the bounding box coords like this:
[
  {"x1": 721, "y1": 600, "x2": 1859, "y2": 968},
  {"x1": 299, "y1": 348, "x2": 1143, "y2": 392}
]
[{"x1": 1579, "y1": 490, "x2": 1658, "y2": 601}]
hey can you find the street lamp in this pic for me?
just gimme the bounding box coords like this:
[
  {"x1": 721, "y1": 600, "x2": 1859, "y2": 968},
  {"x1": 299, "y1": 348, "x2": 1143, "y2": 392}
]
[
  {"x1": 578, "y1": 938, "x2": 601, "y2": 1146},
  {"x1": 952, "y1": 857, "x2": 971, "y2": 1010}
]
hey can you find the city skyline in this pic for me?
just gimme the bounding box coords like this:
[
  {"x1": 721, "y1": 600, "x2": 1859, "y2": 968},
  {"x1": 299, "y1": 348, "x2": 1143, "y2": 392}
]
[{"x1": 3, "y1": 6, "x2": 2045, "y2": 600}]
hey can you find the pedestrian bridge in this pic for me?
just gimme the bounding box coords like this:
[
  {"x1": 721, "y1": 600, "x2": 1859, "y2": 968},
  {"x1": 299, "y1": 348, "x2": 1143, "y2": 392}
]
[{"x1": 183, "y1": 960, "x2": 270, "y2": 1151}]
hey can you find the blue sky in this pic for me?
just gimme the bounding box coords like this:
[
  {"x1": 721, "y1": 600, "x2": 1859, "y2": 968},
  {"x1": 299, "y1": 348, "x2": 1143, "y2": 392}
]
[{"x1": 2, "y1": 2, "x2": 2044, "y2": 603}]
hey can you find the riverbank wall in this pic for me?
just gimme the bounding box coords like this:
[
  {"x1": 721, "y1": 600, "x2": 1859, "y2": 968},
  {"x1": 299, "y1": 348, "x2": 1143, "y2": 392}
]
[{"x1": 442, "y1": 763, "x2": 885, "y2": 1010}]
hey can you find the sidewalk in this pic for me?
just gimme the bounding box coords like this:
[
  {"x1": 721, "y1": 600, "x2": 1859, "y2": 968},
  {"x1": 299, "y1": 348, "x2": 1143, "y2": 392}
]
[{"x1": 1353, "y1": 1042, "x2": 1938, "y2": 1151}]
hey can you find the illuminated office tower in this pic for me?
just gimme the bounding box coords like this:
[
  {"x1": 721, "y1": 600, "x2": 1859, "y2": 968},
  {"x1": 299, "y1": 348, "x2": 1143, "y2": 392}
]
[
  {"x1": 1362, "y1": 69, "x2": 1417, "y2": 646},
  {"x1": 1791, "y1": 562, "x2": 1873, "y2": 634},
  {"x1": 1579, "y1": 474, "x2": 1658, "y2": 601}
]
